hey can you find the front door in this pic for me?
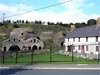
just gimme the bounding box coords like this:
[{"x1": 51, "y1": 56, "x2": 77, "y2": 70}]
[
  {"x1": 68, "y1": 45, "x2": 72, "y2": 52},
  {"x1": 81, "y1": 45, "x2": 84, "y2": 53}
]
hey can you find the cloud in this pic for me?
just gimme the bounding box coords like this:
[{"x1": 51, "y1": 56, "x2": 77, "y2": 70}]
[
  {"x1": 88, "y1": 3, "x2": 95, "y2": 7},
  {"x1": 0, "y1": 3, "x2": 32, "y2": 20},
  {"x1": 59, "y1": 0, "x2": 85, "y2": 10},
  {"x1": 17, "y1": 9, "x2": 99, "y2": 23},
  {"x1": 0, "y1": 2, "x2": 99, "y2": 24}
]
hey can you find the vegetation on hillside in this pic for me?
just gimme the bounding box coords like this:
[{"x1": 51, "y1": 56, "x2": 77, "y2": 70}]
[
  {"x1": 0, "y1": 18, "x2": 97, "y2": 46},
  {"x1": 0, "y1": 18, "x2": 96, "y2": 29}
]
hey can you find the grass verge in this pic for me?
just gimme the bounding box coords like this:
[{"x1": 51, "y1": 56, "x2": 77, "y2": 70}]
[{"x1": 0, "y1": 53, "x2": 99, "y2": 65}]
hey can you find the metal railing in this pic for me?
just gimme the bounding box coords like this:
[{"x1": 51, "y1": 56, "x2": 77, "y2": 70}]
[{"x1": 0, "y1": 46, "x2": 99, "y2": 64}]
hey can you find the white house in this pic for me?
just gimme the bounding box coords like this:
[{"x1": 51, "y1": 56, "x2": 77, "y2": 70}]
[{"x1": 64, "y1": 18, "x2": 100, "y2": 58}]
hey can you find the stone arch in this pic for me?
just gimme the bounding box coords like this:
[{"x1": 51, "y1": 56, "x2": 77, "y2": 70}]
[
  {"x1": 58, "y1": 38, "x2": 65, "y2": 47},
  {"x1": 9, "y1": 45, "x2": 20, "y2": 51},
  {"x1": 38, "y1": 46, "x2": 41, "y2": 50},
  {"x1": 61, "y1": 41, "x2": 64, "y2": 47},
  {"x1": 32, "y1": 45, "x2": 37, "y2": 50}
]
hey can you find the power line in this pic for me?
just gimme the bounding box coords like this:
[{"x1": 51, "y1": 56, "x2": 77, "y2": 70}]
[{"x1": 0, "y1": 0, "x2": 73, "y2": 20}]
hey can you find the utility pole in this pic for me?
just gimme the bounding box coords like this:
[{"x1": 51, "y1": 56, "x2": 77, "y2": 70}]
[{"x1": 3, "y1": 13, "x2": 5, "y2": 24}]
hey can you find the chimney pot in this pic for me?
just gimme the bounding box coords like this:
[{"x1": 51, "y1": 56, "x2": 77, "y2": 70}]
[
  {"x1": 70, "y1": 25, "x2": 75, "y2": 31},
  {"x1": 97, "y1": 17, "x2": 100, "y2": 28}
]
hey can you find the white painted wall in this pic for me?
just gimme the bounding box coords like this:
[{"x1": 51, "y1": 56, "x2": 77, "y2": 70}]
[{"x1": 64, "y1": 37, "x2": 100, "y2": 55}]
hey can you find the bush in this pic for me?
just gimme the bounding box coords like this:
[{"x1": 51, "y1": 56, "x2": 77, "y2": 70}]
[{"x1": 13, "y1": 24, "x2": 19, "y2": 28}]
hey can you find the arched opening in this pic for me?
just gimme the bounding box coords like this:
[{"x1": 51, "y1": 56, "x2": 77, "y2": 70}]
[
  {"x1": 32, "y1": 45, "x2": 37, "y2": 51},
  {"x1": 4, "y1": 47, "x2": 6, "y2": 51},
  {"x1": 28, "y1": 46, "x2": 31, "y2": 50},
  {"x1": 61, "y1": 41, "x2": 64, "y2": 47},
  {"x1": 9, "y1": 45, "x2": 20, "y2": 52},
  {"x1": 39, "y1": 46, "x2": 41, "y2": 50},
  {"x1": 34, "y1": 39, "x2": 36, "y2": 42},
  {"x1": 21, "y1": 33, "x2": 23, "y2": 35}
]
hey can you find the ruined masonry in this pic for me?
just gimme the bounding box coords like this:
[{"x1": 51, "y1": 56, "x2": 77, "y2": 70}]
[{"x1": 2, "y1": 28, "x2": 44, "y2": 51}]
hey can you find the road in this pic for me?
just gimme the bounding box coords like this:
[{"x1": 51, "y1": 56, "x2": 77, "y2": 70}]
[{"x1": 0, "y1": 69, "x2": 100, "y2": 75}]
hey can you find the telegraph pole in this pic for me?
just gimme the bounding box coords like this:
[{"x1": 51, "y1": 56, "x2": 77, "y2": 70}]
[{"x1": 3, "y1": 13, "x2": 5, "y2": 24}]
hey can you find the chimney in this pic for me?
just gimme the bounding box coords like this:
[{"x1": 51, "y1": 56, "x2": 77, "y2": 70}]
[
  {"x1": 70, "y1": 25, "x2": 75, "y2": 31},
  {"x1": 97, "y1": 17, "x2": 100, "y2": 28}
]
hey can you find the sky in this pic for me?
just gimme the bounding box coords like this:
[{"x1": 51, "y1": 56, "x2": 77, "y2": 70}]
[{"x1": 0, "y1": 0, "x2": 100, "y2": 23}]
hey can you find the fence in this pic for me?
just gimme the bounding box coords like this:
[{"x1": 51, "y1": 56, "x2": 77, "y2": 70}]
[
  {"x1": 0, "y1": 46, "x2": 99, "y2": 64},
  {"x1": 70, "y1": 43, "x2": 100, "y2": 62}
]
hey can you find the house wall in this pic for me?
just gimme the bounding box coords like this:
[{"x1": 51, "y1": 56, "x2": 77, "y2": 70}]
[{"x1": 64, "y1": 37, "x2": 100, "y2": 55}]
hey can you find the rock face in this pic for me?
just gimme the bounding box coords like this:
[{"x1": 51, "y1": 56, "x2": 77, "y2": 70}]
[
  {"x1": 39, "y1": 31, "x2": 54, "y2": 41},
  {"x1": 52, "y1": 31, "x2": 65, "y2": 47},
  {"x1": 2, "y1": 28, "x2": 44, "y2": 51},
  {"x1": 39, "y1": 31, "x2": 65, "y2": 47}
]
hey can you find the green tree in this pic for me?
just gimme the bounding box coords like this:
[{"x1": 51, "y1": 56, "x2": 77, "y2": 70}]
[
  {"x1": 13, "y1": 22, "x2": 19, "y2": 28},
  {"x1": 35, "y1": 20, "x2": 38, "y2": 24},
  {"x1": 25, "y1": 20, "x2": 29, "y2": 24},
  {"x1": 87, "y1": 19, "x2": 96, "y2": 25},
  {"x1": 0, "y1": 22, "x2": 3, "y2": 26},
  {"x1": 22, "y1": 20, "x2": 24, "y2": 24},
  {"x1": 38, "y1": 20, "x2": 42, "y2": 24}
]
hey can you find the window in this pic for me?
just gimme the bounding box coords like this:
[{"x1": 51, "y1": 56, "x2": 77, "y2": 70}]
[
  {"x1": 14, "y1": 39, "x2": 15, "y2": 42},
  {"x1": 86, "y1": 37, "x2": 88, "y2": 42},
  {"x1": 31, "y1": 40, "x2": 32, "y2": 42},
  {"x1": 21, "y1": 33, "x2": 23, "y2": 35},
  {"x1": 78, "y1": 37, "x2": 80, "y2": 42},
  {"x1": 79, "y1": 45, "x2": 80, "y2": 50},
  {"x1": 96, "y1": 46, "x2": 99, "y2": 52},
  {"x1": 86, "y1": 46, "x2": 88, "y2": 51},
  {"x1": 96, "y1": 37, "x2": 98, "y2": 42},
  {"x1": 34, "y1": 39, "x2": 36, "y2": 42}
]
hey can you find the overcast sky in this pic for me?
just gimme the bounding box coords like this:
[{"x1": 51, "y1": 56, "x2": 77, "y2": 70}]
[{"x1": 0, "y1": 0, "x2": 100, "y2": 23}]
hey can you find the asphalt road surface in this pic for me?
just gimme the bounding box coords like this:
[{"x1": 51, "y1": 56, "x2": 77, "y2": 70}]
[{"x1": 0, "y1": 69, "x2": 100, "y2": 75}]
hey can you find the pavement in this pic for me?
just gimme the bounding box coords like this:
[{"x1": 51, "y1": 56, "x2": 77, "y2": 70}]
[{"x1": 0, "y1": 64, "x2": 100, "y2": 70}]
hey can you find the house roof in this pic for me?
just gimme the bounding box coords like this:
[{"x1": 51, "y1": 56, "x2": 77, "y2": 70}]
[{"x1": 66, "y1": 25, "x2": 100, "y2": 38}]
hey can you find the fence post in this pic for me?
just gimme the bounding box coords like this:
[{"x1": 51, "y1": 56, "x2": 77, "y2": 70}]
[
  {"x1": 98, "y1": 42, "x2": 100, "y2": 61},
  {"x1": 16, "y1": 51, "x2": 18, "y2": 63},
  {"x1": 31, "y1": 50, "x2": 34, "y2": 63},
  {"x1": 72, "y1": 45, "x2": 74, "y2": 62},
  {"x1": 2, "y1": 51, "x2": 5, "y2": 64},
  {"x1": 50, "y1": 46, "x2": 52, "y2": 62}
]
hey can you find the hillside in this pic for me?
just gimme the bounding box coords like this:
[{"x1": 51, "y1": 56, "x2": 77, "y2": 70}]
[
  {"x1": 0, "y1": 24, "x2": 66, "y2": 32},
  {"x1": 0, "y1": 24, "x2": 67, "y2": 48}
]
